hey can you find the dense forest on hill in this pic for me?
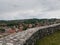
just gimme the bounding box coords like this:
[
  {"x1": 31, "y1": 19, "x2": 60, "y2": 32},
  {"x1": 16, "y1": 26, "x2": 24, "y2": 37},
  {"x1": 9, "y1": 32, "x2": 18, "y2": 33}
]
[
  {"x1": 0, "y1": 18, "x2": 60, "y2": 33},
  {"x1": 0, "y1": 18, "x2": 60, "y2": 25}
]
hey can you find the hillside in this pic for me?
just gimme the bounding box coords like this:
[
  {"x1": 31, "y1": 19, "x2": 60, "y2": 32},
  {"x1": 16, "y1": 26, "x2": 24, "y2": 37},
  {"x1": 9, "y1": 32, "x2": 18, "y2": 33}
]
[
  {"x1": 0, "y1": 18, "x2": 60, "y2": 25},
  {"x1": 35, "y1": 31, "x2": 60, "y2": 45}
]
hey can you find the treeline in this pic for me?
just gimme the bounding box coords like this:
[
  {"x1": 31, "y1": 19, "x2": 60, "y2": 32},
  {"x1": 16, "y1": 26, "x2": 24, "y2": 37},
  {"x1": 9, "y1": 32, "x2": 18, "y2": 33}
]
[
  {"x1": 0, "y1": 18, "x2": 60, "y2": 25},
  {"x1": 0, "y1": 18, "x2": 60, "y2": 33}
]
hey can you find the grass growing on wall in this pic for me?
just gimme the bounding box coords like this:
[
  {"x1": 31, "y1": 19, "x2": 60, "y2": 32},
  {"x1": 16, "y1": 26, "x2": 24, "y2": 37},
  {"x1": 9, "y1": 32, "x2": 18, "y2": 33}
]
[{"x1": 35, "y1": 31, "x2": 60, "y2": 45}]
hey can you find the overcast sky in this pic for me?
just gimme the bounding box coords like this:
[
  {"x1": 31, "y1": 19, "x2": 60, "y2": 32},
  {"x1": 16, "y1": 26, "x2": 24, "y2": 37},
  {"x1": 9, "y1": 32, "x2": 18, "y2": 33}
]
[{"x1": 0, "y1": 0, "x2": 60, "y2": 20}]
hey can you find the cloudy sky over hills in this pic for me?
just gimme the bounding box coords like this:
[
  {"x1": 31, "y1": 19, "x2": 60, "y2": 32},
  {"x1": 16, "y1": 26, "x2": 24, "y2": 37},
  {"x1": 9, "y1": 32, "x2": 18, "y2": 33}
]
[{"x1": 0, "y1": 0, "x2": 60, "y2": 20}]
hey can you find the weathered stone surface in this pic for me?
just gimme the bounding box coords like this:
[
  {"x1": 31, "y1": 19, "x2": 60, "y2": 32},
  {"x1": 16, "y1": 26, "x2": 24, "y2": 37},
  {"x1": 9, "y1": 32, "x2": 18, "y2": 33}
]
[{"x1": 0, "y1": 23, "x2": 60, "y2": 45}]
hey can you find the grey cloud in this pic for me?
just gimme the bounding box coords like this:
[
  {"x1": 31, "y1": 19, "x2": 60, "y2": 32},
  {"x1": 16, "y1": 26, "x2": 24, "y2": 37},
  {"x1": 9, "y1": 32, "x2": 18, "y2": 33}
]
[{"x1": 0, "y1": 0, "x2": 60, "y2": 20}]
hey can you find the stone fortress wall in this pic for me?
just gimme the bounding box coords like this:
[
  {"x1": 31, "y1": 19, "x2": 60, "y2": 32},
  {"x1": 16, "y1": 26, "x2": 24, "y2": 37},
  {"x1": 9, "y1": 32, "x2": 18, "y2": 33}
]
[{"x1": 0, "y1": 23, "x2": 60, "y2": 45}]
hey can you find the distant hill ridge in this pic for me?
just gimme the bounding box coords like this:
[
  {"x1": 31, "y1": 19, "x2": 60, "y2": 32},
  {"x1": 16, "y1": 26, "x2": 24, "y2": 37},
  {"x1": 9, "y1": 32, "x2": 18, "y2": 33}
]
[{"x1": 0, "y1": 18, "x2": 59, "y2": 25}]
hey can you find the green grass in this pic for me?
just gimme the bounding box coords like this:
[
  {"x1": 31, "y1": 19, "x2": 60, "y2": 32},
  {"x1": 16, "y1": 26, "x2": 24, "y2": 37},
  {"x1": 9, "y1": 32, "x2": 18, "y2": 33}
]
[{"x1": 35, "y1": 31, "x2": 60, "y2": 45}]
